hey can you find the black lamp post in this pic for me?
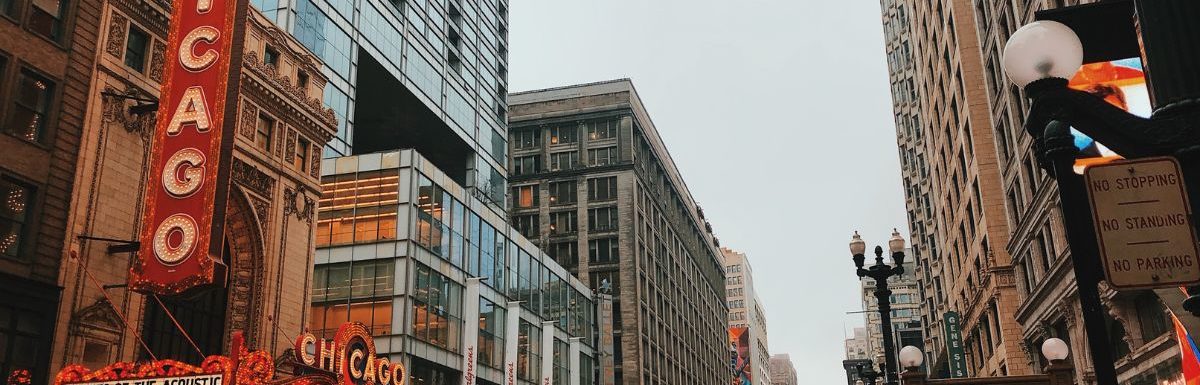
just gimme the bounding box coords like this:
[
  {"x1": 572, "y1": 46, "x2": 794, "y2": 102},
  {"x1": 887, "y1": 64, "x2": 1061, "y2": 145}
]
[
  {"x1": 855, "y1": 362, "x2": 884, "y2": 385},
  {"x1": 850, "y1": 230, "x2": 907, "y2": 385},
  {"x1": 1001, "y1": 2, "x2": 1200, "y2": 385}
]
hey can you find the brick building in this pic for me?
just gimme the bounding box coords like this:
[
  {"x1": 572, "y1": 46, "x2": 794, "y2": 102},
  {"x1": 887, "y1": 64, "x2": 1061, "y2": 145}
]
[
  {"x1": 0, "y1": 0, "x2": 102, "y2": 383},
  {"x1": 508, "y1": 79, "x2": 728, "y2": 385},
  {"x1": 50, "y1": 0, "x2": 335, "y2": 377}
]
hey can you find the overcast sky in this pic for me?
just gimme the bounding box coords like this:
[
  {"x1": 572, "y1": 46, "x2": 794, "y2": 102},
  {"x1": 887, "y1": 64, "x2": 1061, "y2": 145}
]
[{"x1": 509, "y1": 0, "x2": 908, "y2": 381}]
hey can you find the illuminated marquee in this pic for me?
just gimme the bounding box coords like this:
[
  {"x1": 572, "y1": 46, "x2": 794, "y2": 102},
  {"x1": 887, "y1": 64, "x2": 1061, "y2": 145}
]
[
  {"x1": 293, "y1": 323, "x2": 407, "y2": 385},
  {"x1": 131, "y1": 0, "x2": 251, "y2": 294}
]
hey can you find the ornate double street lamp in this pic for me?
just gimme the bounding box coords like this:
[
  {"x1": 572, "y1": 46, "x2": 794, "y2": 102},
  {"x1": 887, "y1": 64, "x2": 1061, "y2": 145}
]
[
  {"x1": 849, "y1": 230, "x2": 907, "y2": 385},
  {"x1": 898, "y1": 339, "x2": 1074, "y2": 384},
  {"x1": 1001, "y1": 2, "x2": 1200, "y2": 385}
]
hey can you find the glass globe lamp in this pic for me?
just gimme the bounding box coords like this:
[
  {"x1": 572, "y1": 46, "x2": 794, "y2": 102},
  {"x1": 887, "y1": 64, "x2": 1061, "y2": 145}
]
[{"x1": 1001, "y1": 20, "x2": 1083, "y2": 87}]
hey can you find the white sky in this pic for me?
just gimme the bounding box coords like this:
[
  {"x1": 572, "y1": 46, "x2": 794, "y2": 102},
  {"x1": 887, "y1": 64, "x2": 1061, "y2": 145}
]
[{"x1": 509, "y1": 0, "x2": 909, "y2": 381}]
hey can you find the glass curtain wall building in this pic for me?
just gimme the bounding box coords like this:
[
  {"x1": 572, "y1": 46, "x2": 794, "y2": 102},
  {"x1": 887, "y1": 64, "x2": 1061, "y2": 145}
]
[
  {"x1": 252, "y1": 0, "x2": 511, "y2": 209},
  {"x1": 315, "y1": 150, "x2": 596, "y2": 384}
]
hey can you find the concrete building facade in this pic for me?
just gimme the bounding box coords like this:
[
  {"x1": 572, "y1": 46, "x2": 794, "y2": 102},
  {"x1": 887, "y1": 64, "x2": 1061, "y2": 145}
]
[
  {"x1": 845, "y1": 327, "x2": 870, "y2": 361},
  {"x1": 0, "y1": 0, "x2": 102, "y2": 383},
  {"x1": 860, "y1": 250, "x2": 923, "y2": 369},
  {"x1": 52, "y1": 0, "x2": 336, "y2": 377},
  {"x1": 724, "y1": 247, "x2": 771, "y2": 385},
  {"x1": 507, "y1": 79, "x2": 727, "y2": 385},
  {"x1": 879, "y1": 0, "x2": 1029, "y2": 377},
  {"x1": 769, "y1": 354, "x2": 798, "y2": 385},
  {"x1": 970, "y1": 1, "x2": 1182, "y2": 384}
]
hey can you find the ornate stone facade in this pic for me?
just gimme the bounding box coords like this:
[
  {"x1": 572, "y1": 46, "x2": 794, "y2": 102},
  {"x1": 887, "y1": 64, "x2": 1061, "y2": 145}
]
[{"x1": 51, "y1": 0, "x2": 336, "y2": 377}]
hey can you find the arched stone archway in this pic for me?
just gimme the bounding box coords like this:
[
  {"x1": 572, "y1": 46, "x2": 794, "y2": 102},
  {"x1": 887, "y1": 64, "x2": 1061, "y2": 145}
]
[{"x1": 224, "y1": 187, "x2": 267, "y2": 348}]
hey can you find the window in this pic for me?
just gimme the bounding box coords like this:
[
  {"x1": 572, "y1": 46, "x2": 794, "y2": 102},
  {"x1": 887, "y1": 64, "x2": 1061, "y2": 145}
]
[
  {"x1": 514, "y1": 129, "x2": 540, "y2": 149},
  {"x1": 29, "y1": 0, "x2": 68, "y2": 41},
  {"x1": 255, "y1": 113, "x2": 274, "y2": 153},
  {"x1": 549, "y1": 124, "x2": 578, "y2": 144},
  {"x1": 478, "y1": 298, "x2": 506, "y2": 368},
  {"x1": 264, "y1": 46, "x2": 280, "y2": 68},
  {"x1": 411, "y1": 263, "x2": 463, "y2": 352},
  {"x1": 512, "y1": 214, "x2": 538, "y2": 239},
  {"x1": 297, "y1": 71, "x2": 310, "y2": 89},
  {"x1": 587, "y1": 119, "x2": 617, "y2": 140},
  {"x1": 588, "y1": 238, "x2": 618, "y2": 263},
  {"x1": 548, "y1": 181, "x2": 576, "y2": 205},
  {"x1": 1136, "y1": 293, "x2": 1168, "y2": 342},
  {"x1": 0, "y1": 299, "x2": 51, "y2": 383},
  {"x1": 587, "y1": 177, "x2": 617, "y2": 201},
  {"x1": 0, "y1": 0, "x2": 16, "y2": 18},
  {"x1": 309, "y1": 260, "x2": 395, "y2": 338},
  {"x1": 588, "y1": 207, "x2": 617, "y2": 231},
  {"x1": 548, "y1": 241, "x2": 577, "y2": 268},
  {"x1": 0, "y1": 177, "x2": 32, "y2": 259},
  {"x1": 512, "y1": 155, "x2": 540, "y2": 176},
  {"x1": 511, "y1": 185, "x2": 538, "y2": 209},
  {"x1": 549, "y1": 211, "x2": 576, "y2": 235},
  {"x1": 587, "y1": 146, "x2": 617, "y2": 166},
  {"x1": 6, "y1": 69, "x2": 55, "y2": 143},
  {"x1": 294, "y1": 136, "x2": 310, "y2": 170},
  {"x1": 517, "y1": 321, "x2": 541, "y2": 380},
  {"x1": 549, "y1": 151, "x2": 579, "y2": 171},
  {"x1": 124, "y1": 25, "x2": 150, "y2": 72}
]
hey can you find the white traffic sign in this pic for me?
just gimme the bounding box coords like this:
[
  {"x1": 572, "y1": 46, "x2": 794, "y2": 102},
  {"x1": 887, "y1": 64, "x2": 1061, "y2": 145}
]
[{"x1": 1085, "y1": 157, "x2": 1200, "y2": 289}]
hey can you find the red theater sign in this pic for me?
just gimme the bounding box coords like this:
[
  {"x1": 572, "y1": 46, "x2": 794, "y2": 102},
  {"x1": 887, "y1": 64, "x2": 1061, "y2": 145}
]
[{"x1": 132, "y1": 0, "x2": 251, "y2": 294}]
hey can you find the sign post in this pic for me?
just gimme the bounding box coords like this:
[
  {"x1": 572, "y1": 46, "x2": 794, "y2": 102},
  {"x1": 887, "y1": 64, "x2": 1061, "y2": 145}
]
[
  {"x1": 943, "y1": 311, "x2": 967, "y2": 378},
  {"x1": 1085, "y1": 157, "x2": 1200, "y2": 289}
]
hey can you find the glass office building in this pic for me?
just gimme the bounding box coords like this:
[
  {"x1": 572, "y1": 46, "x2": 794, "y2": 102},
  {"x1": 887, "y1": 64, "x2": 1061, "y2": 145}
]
[
  {"x1": 252, "y1": 0, "x2": 510, "y2": 208},
  {"x1": 315, "y1": 150, "x2": 596, "y2": 384}
]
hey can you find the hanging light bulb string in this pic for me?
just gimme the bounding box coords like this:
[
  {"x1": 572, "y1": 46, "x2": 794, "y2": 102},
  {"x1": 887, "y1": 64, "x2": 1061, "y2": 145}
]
[{"x1": 151, "y1": 293, "x2": 206, "y2": 359}]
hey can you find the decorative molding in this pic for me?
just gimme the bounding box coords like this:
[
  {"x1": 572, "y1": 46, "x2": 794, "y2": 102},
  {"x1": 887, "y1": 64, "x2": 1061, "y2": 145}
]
[
  {"x1": 284, "y1": 129, "x2": 297, "y2": 164},
  {"x1": 231, "y1": 158, "x2": 276, "y2": 198},
  {"x1": 105, "y1": 12, "x2": 129, "y2": 59},
  {"x1": 70, "y1": 298, "x2": 123, "y2": 336},
  {"x1": 100, "y1": 85, "x2": 155, "y2": 138},
  {"x1": 149, "y1": 40, "x2": 166, "y2": 83},
  {"x1": 282, "y1": 187, "x2": 315, "y2": 224},
  {"x1": 308, "y1": 143, "x2": 320, "y2": 178},
  {"x1": 240, "y1": 98, "x2": 259, "y2": 141},
  {"x1": 242, "y1": 50, "x2": 338, "y2": 138}
]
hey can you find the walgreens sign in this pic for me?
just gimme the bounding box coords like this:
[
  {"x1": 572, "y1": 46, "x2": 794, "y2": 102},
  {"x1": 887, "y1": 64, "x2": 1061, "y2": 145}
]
[{"x1": 131, "y1": 0, "x2": 250, "y2": 295}]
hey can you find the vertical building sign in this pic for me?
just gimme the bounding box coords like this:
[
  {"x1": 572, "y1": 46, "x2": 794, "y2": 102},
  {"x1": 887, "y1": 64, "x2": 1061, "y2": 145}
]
[
  {"x1": 597, "y1": 294, "x2": 615, "y2": 385},
  {"x1": 131, "y1": 0, "x2": 251, "y2": 295},
  {"x1": 504, "y1": 301, "x2": 521, "y2": 385},
  {"x1": 943, "y1": 311, "x2": 967, "y2": 378},
  {"x1": 729, "y1": 327, "x2": 752, "y2": 385},
  {"x1": 462, "y1": 279, "x2": 481, "y2": 385},
  {"x1": 541, "y1": 321, "x2": 555, "y2": 385}
]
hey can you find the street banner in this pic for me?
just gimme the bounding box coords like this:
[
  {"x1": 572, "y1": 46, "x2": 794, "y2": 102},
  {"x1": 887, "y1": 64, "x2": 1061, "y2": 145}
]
[
  {"x1": 943, "y1": 311, "x2": 967, "y2": 378},
  {"x1": 462, "y1": 279, "x2": 481, "y2": 385},
  {"x1": 132, "y1": 0, "x2": 252, "y2": 295},
  {"x1": 505, "y1": 301, "x2": 520, "y2": 385},
  {"x1": 597, "y1": 294, "x2": 615, "y2": 385},
  {"x1": 542, "y1": 321, "x2": 555, "y2": 385}
]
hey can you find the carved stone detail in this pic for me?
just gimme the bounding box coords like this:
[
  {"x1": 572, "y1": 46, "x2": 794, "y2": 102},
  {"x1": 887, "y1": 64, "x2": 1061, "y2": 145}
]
[
  {"x1": 242, "y1": 50, "x2": 338, "y2": 134},
  {"x1": 100, "y1": 84, "x2": 155, "y2": 138},
  {"x1": 284, "y1": 129, "x2": 297, "y2": 164},
  {"x1": 282, "y1": 186, "x2": 315, "y2": 224},
  {"x1": 239, "y1": 99, "x2": 258, "y2": 141},
  {"x1": 105, "y1": 13, "x2": 129, "y2": 59},
  {"x1": 149, "y1": 40, "x2": 166, "y2": 83},
  {"x1": 309, "y1": 143, "x2": 321, "y2": 178},
  {"x1": 231, "y1": 158, "x2": 275, "y2": 198}
]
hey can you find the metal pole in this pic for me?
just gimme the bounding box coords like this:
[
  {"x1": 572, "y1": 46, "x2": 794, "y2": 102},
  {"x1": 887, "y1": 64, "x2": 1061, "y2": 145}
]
[
  {"x1": 1041, "y1": 121, "x2": 1119, "y2": 385},
  {"x1": 876, "y1": 277, "x2": 898, "y2": 385}
]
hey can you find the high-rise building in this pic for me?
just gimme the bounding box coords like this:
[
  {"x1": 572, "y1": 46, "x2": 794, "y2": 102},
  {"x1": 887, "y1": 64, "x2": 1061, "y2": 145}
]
[
  {"x1": 0, "y1": 0, "x2": 102, "y2": 383},
  {"x1": 314, "y1": 149, "x2": 598, "y2": 384},
  {"x1": 724, "y1": 247, "x2": 771, "y2": 385},
  {"x1": 879, "y1": 0, "x2": 1029, "y2": 377},
  {"x1": 971, "y1": 1, "x2": 1180, "y2": 383},
  {"x1": 52, "y1": 1, "x2": 336, "y2": 378},
  {"x1": 882, "y1": 0, "x2": 1182, "y2": 382},
  {"x1": 768, "y1": 354, "x2": 798, "y2": 385},
  {"x1": 859, "y1": 249, "x2": 922, "y2": 369},
  {"x1": 252, "y1": 0, "x2": 512, "y2": 211},
  {"x1": 845, "y1": 327, "x2": 870, "y2": 361},
  {"x1": 507, "y1": 79, "x2": 727, "y2": 385}
]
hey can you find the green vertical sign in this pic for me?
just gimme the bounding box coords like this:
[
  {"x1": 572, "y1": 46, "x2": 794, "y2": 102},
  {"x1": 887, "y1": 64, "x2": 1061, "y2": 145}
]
[{"x1": 943, "y1": 311, "x2": 967, "y2": 378}]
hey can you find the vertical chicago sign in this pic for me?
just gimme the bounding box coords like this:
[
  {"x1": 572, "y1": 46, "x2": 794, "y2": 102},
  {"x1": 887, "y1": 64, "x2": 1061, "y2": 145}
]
[{"x1": 131, "y1": 0, "x2": 251, "y2": 295}]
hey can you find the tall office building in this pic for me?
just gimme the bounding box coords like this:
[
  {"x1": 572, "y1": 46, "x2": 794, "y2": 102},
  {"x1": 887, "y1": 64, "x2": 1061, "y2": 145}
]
[
  {"x1": 845, "y1": 327, "x2": 870, "y2": 361},
  {"x1": 0, "y1": 0, "x2": 101, "y2": 383},
  {"x1": 507, "y1": 79, "x2": 727, "y2": 385},
  {"x1": 314, "y1": 150, "x2": 597, "y2": 384},
  {"x1": 768, "y1": 354, "x2": 798, "y2": 385},
  {"x1": 879, "y1": 0, "x2": 1029, "y2": 377},
  {"x1": 253, "y1": 0, "x2": 512, "y2": 210},
  {"x1": 724, "y1": 247, "x2": 771, "y2": 385},
  {"x1": 971, "y1": 1, "x2": 1180, "y2": 383}
]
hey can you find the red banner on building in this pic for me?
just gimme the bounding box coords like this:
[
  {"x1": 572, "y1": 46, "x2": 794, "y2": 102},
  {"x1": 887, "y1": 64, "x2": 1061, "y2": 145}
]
[{"x1": 131, "y1": 0, "x2": 251, "y2": 295}]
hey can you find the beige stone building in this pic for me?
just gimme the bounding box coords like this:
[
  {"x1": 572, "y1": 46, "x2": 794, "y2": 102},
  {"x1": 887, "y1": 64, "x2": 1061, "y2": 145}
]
[
  {"x1": 768, "y1": 354, "x2": 798, "y2": 385},
  {"x1": 883, "y1": 0, "x2": 1182, "y2": 383},
  {"x1": 724, "y1": 247, "x2": 771, "y2": 385},
  {"x1": 51, "y1": 0, "x2": 334, "y2": 375}
]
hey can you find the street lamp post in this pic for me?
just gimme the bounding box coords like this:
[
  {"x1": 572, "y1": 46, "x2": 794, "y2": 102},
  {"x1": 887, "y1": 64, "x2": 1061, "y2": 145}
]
[
  {"x1": 856, "y1": 362, "x2": 885, "y2": 385},
  {"x1": 850, "y1": 230, "x2": 907, "y2": 385}
]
